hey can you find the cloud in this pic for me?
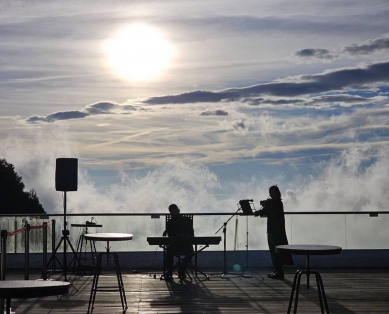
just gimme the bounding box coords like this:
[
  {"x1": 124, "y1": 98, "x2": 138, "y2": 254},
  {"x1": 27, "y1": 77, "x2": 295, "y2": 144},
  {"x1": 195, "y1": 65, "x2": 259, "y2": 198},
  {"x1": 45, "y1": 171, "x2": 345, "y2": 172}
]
[
  {"x1": 24, "y1": 61, "x2": 389, "y2": 124},
  {"x1": 142, "y1": 61, "x2": 389, "y2": 104},
  {"x1": 4, "y1": 124, "x2": 389, "y2": 217},
  {"x1": 291, "y1": 34, "x2": 389, "y2": 62},
  {"x1": 342, "y1": 33, "x2": 389, "y2": 55},
  {"x1": 245, "y1": 94, "x2": 384, "y2": 108},
  {"x1": 292, "y1": 146, "x2": 389, "y2": 213},
  {"x1": 292, "y1": 48, "x2": 337, "y2": 60},
  {"x1": 143, "y1": 90, "x2": 234, "y2": 105},
  {"x1": 27, "y1": 111, "x2": 88, "y2": 123},
  {"x1": 244, "y1": 98, "x2": 303, "y2": 106},
  {"x1": 200, "y1": 109, "x2": 228, "y2": 116},
  {"x1": 311, "y1": 94, "x2": 370, "y2": 103},
  {"x1": 308, "y1": 94, "x2": 386, "y2": 107},
  {"x1": 25, "y1": 101, "x2": 137, "y2": 123}
]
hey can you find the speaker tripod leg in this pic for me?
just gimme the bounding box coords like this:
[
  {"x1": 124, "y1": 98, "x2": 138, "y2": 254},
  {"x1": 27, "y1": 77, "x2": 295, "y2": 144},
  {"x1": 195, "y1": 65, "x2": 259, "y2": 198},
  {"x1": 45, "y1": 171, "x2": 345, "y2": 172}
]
[
  {"x1": 62, "y1": 235, "x2": 80, "y2": 291},
  {"x1": 47, "y1": 237, "x2": 65, "y2": 271},
  {"x1": 47, "y1": 231, "x2": 83, "y2": 291}
]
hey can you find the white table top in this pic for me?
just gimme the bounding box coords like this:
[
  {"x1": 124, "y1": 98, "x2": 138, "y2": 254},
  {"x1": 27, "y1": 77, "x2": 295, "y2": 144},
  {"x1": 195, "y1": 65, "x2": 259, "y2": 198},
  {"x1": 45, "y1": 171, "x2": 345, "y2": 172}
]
[
  {"x1": 276, "y1": 244, "x2": 342, "y2": 255},
  {"x1": 84, "y1": 233, "x2": 133, "y2": 241},
  {"x1": 0, "y1": 280, "x2": 70, "y2": 299}
]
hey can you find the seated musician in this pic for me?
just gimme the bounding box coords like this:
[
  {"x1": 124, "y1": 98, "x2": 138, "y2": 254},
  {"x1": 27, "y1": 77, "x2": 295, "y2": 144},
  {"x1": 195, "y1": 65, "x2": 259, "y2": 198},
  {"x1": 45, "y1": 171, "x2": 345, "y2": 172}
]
[{"x1": 162, "y1": 204, "x2": 194, "y2": 279}]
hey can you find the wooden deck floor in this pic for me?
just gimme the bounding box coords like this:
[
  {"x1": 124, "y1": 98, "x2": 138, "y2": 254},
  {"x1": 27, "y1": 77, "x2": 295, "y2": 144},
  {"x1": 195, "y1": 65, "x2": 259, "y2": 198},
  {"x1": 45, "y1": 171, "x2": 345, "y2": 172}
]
[{"x1": 3, "y1": 267, "x2": 389, "y2": 313}]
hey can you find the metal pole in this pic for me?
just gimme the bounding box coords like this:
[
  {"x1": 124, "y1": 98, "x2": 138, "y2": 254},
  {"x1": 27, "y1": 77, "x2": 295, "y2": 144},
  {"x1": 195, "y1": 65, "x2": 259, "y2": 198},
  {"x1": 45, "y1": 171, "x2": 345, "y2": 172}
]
[
  {"x1": 1, "y1": 230, "x2": 7, "y2": 280},
  {"x1": 43, "y1": 222, "x2": 48, "y2": 280},
  {"x1": 24, "y1": 223, "x2": 30, "y2": 280},
  {"x1": 246, "y1": 215, "x2": 249, "y2": 270},
  {"x1": 0, "y1": 230, "x2": 5, "y2": 314},
  {"x1": 63, "y1": 191, "x2": 68, "y2": 281},
  {"x1": 51, "y1": 219, "x2": 56, "y2": 272},
  {"x1": 223, "y1": 223, "x2": 227, "y2": 274},
  {"x1": 14, "y1": 220, "x2": 17, "y2": 254}
]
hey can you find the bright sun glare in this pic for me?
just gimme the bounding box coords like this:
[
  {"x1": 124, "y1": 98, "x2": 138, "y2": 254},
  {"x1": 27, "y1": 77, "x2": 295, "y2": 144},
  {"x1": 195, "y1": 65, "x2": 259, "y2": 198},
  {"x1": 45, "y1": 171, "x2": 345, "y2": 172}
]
[{"x1": 105, "y1": 24, "x2": 173, "y2": 81}]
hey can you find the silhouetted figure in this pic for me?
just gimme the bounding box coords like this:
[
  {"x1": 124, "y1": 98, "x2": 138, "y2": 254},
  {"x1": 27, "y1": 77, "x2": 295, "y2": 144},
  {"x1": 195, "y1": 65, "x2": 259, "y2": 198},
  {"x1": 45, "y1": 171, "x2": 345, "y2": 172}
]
[
  {"x1": 255, "y1": 185, "x2": 293, "y2": 279},
  {"x1": 163, "y1": 204, "x2": 194, "y2": 279}
]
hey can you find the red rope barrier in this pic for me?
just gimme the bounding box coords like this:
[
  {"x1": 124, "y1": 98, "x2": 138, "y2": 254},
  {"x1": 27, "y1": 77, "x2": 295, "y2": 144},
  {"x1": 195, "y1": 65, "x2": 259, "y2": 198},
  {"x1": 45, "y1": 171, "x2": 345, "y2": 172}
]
[
  {"x1": 7, "y1": 227, "x2": 27, "y2": 236},
  {"x1": 6, "y1": 221, "x2": 53, "y2": 236}
]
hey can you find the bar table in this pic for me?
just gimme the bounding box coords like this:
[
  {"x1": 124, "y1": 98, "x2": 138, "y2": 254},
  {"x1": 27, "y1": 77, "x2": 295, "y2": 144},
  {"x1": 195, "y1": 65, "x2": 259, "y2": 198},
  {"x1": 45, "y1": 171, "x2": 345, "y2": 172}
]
[
  {"x1": 85, "y1": 233, "x2": 133, "y2": 314},
  {"x1": 276, "y1": 244, "x2": 342, "y2": 314}
]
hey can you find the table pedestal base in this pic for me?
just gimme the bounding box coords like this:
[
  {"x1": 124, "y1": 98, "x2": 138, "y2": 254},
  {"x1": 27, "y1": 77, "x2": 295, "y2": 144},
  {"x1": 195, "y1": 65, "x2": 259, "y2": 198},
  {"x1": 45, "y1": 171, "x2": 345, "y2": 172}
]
[
  {"x1": 288, "y1": 269, "x2": 329, "y2": 314},
  {"x1": 87, "y1": 252, "x2": 127, "y2": 314}
]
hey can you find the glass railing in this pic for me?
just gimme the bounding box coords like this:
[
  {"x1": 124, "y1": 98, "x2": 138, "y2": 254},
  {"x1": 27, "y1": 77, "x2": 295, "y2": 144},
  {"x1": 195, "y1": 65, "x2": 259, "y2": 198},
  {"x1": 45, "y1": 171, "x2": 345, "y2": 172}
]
[{"x1": 1, "y1": 212, "x2": 388, "y2": 253}]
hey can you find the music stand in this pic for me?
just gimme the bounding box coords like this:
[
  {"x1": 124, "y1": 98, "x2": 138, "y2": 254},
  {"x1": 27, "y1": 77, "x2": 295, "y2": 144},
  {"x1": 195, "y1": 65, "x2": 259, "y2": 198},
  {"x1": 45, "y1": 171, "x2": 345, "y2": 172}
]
[
  {"x1": 239, "y1": 200, "x2": 254, "y2": 215},
  {"x1": 215, "y1": 199, "x2": 255, "y2": 279},
  {"x1": 238, "y1": 200, "x2": 256, "y2": 278}
]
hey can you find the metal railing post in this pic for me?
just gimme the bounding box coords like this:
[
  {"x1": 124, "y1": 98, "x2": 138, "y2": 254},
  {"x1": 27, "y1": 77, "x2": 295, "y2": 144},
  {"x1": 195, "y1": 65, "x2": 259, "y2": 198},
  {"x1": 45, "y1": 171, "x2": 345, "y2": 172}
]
[
  {"x1": 42, "y1": 222, "x2": 48, "y2": 280},
  {"x1": 1, "y1": 230, "x2": 7, "y2": 280},
  {"x1": 24, "y1": 223, "x2": 30, "y2": 280},
  {"x1": 0, "y1": 230, "x2": 7, "y2": 314},
  {"x1": 51, "y1": 219, "x2": 56, "y2": 272},
  {"x1": 14, "y1": 220, "x2": 18, "y2": 254}
]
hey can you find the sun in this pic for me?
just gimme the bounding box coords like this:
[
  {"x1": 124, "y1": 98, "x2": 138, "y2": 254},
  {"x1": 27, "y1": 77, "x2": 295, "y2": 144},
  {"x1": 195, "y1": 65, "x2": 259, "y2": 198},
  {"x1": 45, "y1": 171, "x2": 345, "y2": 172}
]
[{"x1": 105, "y1": 24, "x2": 173, "y2": 81}]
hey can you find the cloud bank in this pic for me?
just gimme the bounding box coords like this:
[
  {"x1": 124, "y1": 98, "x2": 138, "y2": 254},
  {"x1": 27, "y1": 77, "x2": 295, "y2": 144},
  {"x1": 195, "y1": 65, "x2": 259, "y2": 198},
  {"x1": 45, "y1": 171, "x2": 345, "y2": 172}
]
[
  {"x1": 25, "y1": 101, "x2": 138, "y2": 123},
  {"x1": 25, "y1": 61, "x2": 389, "y2": 123},
  {"x1": 3, "y1": 127, "x2": 389, "y2": 214}
]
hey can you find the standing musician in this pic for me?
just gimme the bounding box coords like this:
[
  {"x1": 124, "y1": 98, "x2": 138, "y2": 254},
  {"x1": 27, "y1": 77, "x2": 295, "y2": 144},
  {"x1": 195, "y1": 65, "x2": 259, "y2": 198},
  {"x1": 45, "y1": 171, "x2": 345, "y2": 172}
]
[
  {"x1": 255, "y1": 185, "x2": 293, "y2": 279},
  {"x1": 162, "y1": 204, "x2": 194, "y2": 279}
]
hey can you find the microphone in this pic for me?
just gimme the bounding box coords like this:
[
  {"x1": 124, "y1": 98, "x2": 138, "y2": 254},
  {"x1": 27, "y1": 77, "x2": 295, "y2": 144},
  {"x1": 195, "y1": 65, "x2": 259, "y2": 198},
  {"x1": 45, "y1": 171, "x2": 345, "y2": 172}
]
[{"x1": 240, "y1": 199, "x2": 253, "y2": 202}]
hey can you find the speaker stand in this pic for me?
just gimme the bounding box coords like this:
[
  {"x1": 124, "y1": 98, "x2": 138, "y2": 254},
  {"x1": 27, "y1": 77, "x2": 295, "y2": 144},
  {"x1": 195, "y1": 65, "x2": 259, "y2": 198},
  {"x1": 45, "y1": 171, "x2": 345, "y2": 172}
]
[{"x1": 47, "y1": 191, "x2": 83, "y2": 290}]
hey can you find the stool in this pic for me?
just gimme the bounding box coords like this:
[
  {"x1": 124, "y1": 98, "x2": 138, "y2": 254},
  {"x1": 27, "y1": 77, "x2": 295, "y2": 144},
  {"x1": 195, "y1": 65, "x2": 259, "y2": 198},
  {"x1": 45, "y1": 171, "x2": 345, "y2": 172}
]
[
  {"x1": 84, "y1": 233, "x2": 133, "y2": 314},
  {"x1": 276, "y1": 244, "x2": 342, "y2": 314}
]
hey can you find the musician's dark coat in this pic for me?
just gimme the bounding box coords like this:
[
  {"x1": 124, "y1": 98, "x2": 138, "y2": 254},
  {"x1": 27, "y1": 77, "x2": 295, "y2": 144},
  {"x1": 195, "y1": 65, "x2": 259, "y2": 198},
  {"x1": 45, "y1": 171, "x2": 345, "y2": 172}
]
[
  {"x1": 164, "y1": 214, "x2": 194, "y2": 272},
  {"x1": 259, "y1": 199, "x2": 293, "y2": 268}
]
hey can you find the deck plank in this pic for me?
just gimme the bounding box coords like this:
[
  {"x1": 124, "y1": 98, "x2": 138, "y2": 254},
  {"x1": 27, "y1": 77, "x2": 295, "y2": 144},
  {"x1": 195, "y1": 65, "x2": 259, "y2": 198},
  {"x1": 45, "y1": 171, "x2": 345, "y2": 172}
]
[{"x1": 2, "y1": 268, "x2": 389, "y2": 313}]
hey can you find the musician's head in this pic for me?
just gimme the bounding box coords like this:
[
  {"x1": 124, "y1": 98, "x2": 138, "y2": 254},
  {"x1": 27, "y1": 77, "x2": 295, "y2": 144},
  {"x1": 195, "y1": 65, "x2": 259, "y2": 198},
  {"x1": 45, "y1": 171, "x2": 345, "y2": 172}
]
[
  {"x1": 168, "y1": 204, "x2": 180, "y2": 214},
  {"x1": 269, "y1": 185, "x2": 282, "y2": 200}
]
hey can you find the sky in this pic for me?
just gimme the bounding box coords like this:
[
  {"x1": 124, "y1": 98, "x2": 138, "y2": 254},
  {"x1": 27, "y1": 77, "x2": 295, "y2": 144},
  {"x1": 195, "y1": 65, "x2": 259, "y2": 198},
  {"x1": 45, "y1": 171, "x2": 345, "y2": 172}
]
[{"x1": 1, "y1": 0, "x2": 389, "y2": 215}]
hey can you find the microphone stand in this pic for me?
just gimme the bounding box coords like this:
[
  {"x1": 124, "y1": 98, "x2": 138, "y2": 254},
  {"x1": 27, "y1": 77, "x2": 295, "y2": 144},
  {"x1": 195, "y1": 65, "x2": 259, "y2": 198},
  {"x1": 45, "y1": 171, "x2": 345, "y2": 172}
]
[{"x1": 215, "y1": 207, "x2": 244, "y2": 278}]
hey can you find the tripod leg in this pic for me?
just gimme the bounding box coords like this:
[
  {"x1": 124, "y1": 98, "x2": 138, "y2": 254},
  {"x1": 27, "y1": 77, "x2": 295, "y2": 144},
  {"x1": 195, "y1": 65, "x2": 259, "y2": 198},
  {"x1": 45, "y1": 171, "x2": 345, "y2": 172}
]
[
  {"x1": 65, "y1": 236, "x2": 85, "y2": 274},
  {"x1": 47, "y1": 237, "x2": 65, "y2": 270},
  {"x1": 222, "y1": 223, "x2": 227, "y2": 276}
]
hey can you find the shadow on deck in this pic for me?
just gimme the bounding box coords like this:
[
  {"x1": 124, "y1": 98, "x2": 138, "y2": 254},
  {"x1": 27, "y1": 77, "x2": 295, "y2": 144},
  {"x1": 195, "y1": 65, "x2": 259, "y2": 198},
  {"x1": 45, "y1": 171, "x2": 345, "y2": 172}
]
[{"x1": 3, "y1": 267, "x2": 389, "y2": 313}]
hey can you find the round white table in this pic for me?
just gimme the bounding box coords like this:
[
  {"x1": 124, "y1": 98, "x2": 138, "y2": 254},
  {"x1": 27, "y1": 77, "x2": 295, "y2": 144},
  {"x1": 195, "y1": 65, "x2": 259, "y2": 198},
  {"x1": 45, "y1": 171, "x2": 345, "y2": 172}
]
[
  {"x1": 0, "y1": 280, "x2": 70, "y2": 314},
  {"x1": 84, "y1": 233, "x2": 133, "y2": 314},
  {"x1": 276, "y1": 244, "x2": 342, "y2": 314}
]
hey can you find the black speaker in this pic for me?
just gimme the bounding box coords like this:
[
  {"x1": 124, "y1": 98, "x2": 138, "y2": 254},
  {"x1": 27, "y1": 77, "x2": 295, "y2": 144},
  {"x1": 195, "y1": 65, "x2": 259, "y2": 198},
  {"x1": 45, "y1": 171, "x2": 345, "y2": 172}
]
[{"x1": 55, "y1": 158, "x2": 78, "y2": 191}]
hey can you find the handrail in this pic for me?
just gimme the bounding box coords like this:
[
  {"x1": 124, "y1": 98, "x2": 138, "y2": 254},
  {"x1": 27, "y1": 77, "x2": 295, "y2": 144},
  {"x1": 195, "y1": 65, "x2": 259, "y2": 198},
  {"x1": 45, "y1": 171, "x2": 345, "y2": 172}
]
[{"x1": 0, "y1": 211, "x2": 388, "y2": 217}]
